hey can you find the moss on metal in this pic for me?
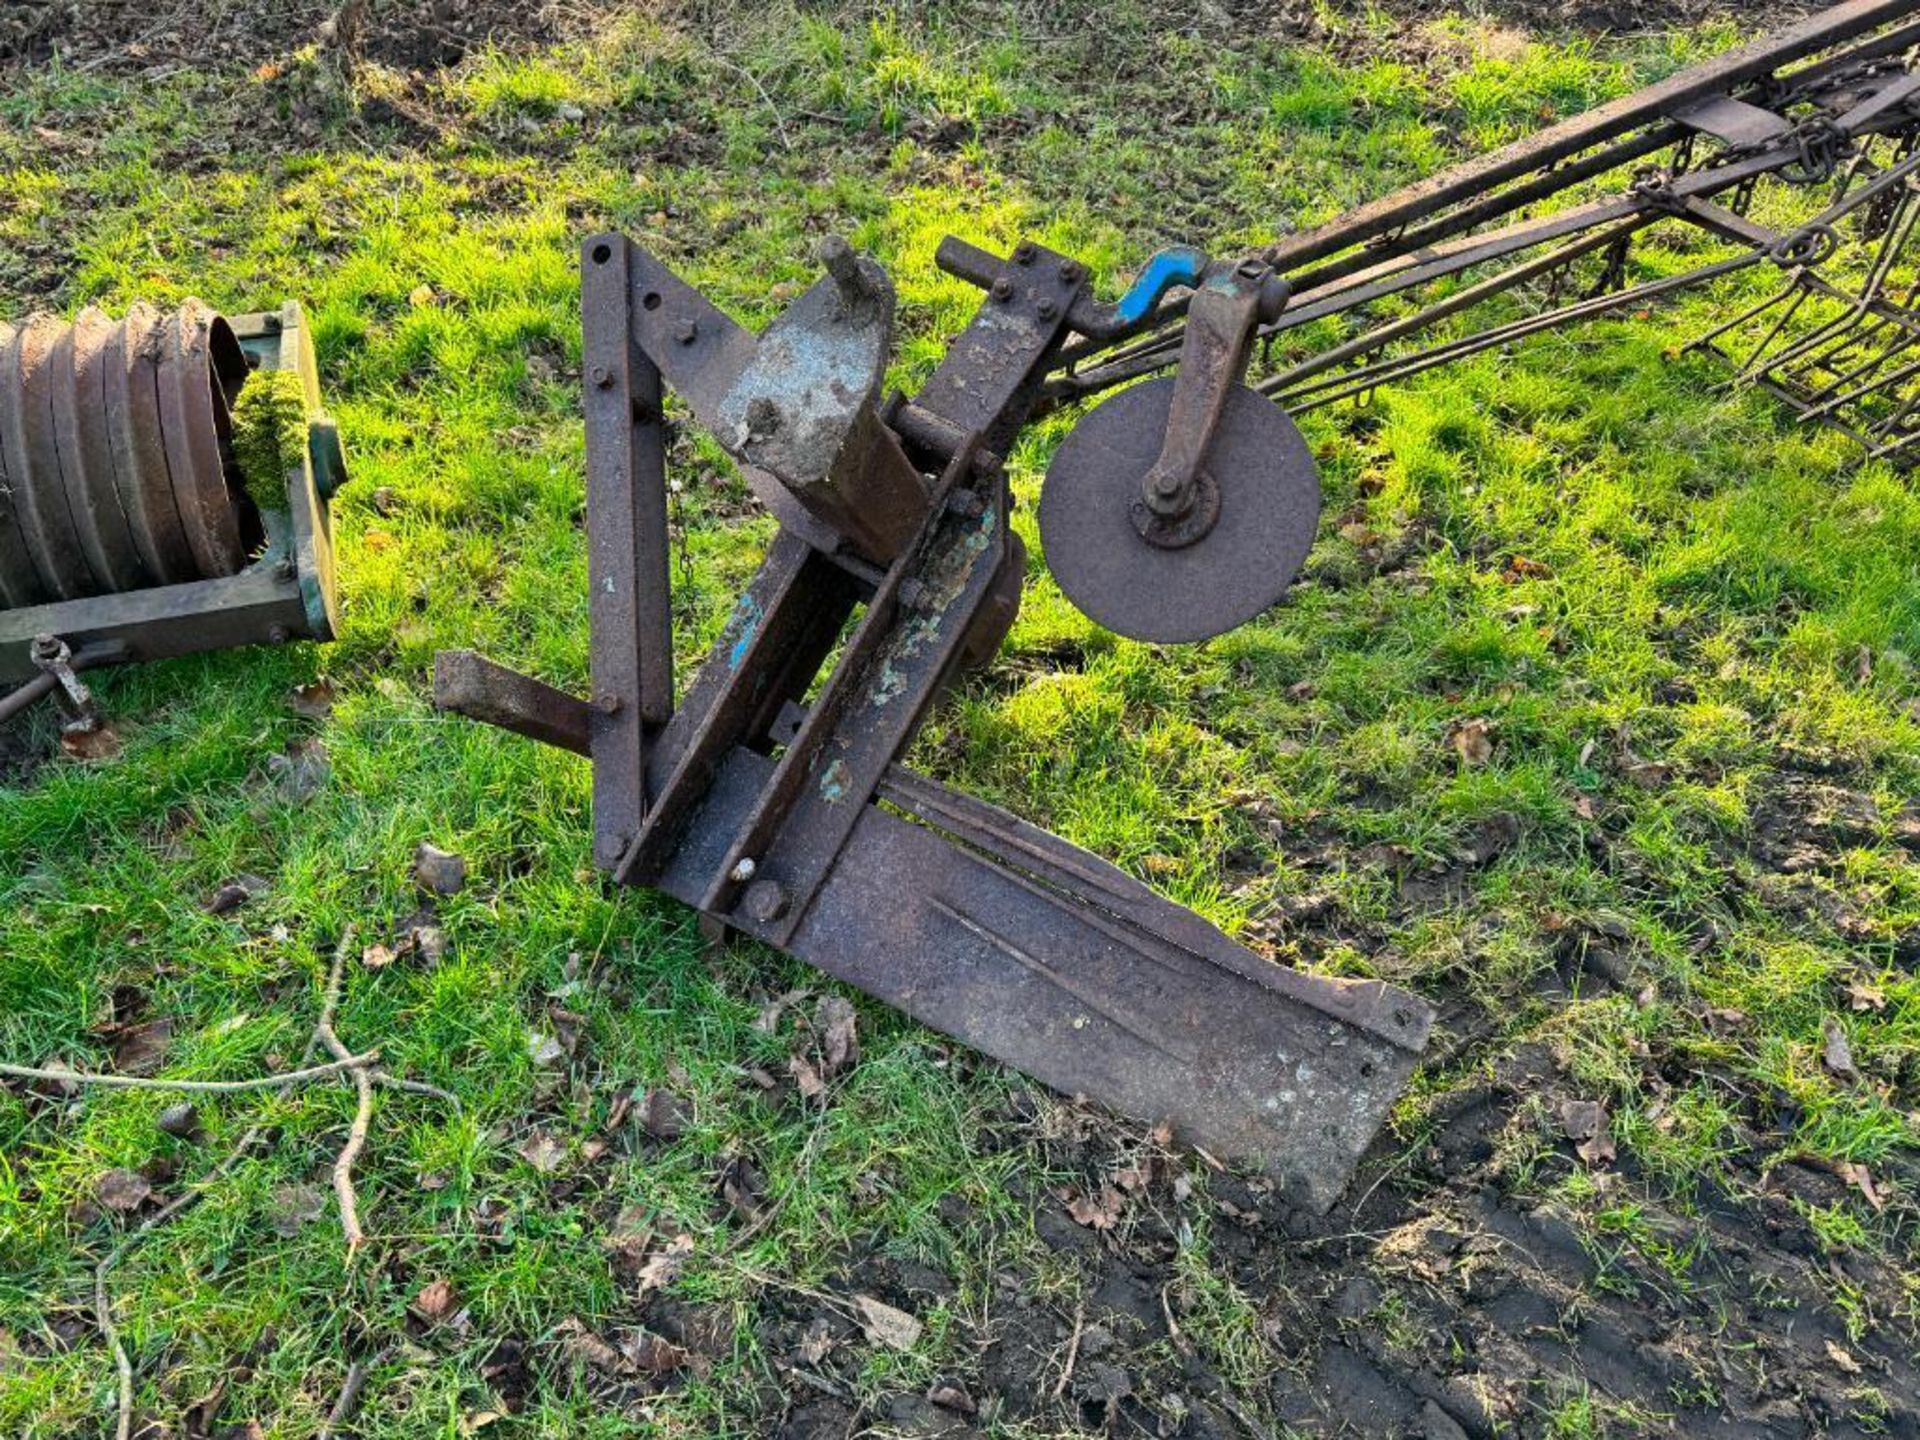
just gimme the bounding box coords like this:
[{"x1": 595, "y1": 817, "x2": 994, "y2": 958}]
[{"x1": 229, "y1": 367, "x2": 308, "y2": 511}]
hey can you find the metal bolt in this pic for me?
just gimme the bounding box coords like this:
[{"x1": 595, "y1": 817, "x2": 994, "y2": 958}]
[
  {"x1": 945, "y1": 490, "x2": 986, "y2": 519},
  {"x1": 268, "y1": 625, "x2": 290, "y2": 644},
  {"x1": 1036, "y1": 298, "x2": 1058, "y2": 320},
  {"x1": 1012, "y1": 241, "x2": 1035, "y2": 264},
  {"x1": 590, "y1": 363, "x2": 613, "y2": 389},
  {"x1": 741, "y1": 878, "x2": 789, "y2": 923},
  {"x1": 275, "y1": 557, "x2": 295, "y2": 580},
  {"x1": 1058, "y1": 260, "x2": 1083, "y2": 284},
  {"x1": 818, "y1": 234, "x2": 875, "y2": 310},
  {"x1": 728, "y1": 856, "x2": 757, "y2": 883},
  {"x1": 990, "y1": 277, "x2": 1014, "y2": 302},
  {"x1": 675, "y1": 319, "x2": 699, "y2": 345},
  {"x1": 596, "y1": 692, "x2": 621, "y2": 715}
]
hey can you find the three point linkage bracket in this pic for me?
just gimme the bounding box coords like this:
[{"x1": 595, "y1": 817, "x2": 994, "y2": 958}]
[{"x1": 437, "y1": 231, "x2": 1433, "y2": 1211}]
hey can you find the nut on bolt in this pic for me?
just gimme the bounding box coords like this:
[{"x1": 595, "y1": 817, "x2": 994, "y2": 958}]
[
  {"x1": 990, "y1": 277, "x2": 1014, "y2": 302},
  {"x1": 674, "y1": 319, "x2": 699, "y2": 345},
  {"x1": 590, "y1": 364, "x2": 613, "y2": 389}
]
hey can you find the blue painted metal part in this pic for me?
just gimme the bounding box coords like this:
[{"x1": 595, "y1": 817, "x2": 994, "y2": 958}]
[{"x1": 1115, "y1": 246, "x2": 1209, "y2": 326}]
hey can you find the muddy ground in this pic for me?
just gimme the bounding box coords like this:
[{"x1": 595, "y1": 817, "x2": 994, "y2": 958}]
[{"x1": 3, "y1": 0, "x2": 1795, "y2": 77}]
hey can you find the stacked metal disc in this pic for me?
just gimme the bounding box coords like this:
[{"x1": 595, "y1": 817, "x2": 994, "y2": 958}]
[{"x1": 0, "y1": 300, "x2": 255, "y2": 609}]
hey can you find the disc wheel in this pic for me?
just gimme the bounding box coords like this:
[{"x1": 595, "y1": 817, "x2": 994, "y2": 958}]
[
  {"x1": 3, "y1": 315, "x2": 97, "y2": 600},
  {"x1": 107, "y1": 301, "x2": 201, "y2": 586},
  {"x1": 1038, "y1": 377, "x2": 1321, "y2": 644},
  {"x1": 0, "y1": 322, "x2": 48, "y2": 610},
  {"x1": 157, "y1": 300, "x2": 248, "y2": 578},
  {"x1": 53, "y1": 308, "x2": 151, "y2": 595}
]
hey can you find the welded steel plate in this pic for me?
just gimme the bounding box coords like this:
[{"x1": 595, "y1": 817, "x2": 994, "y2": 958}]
[{"x1": 1039, "y1": 378, "x2": 1320, "y2": 644}]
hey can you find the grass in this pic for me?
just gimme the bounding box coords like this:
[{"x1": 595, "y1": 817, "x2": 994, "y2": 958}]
[{"x1": 2, "y1": 3, "x2": 1918, "y2": 1436}]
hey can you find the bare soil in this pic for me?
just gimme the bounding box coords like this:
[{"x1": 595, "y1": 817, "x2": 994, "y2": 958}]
[{"x1": 4, "y1": 0, "x2": 1804, "y2": 78}]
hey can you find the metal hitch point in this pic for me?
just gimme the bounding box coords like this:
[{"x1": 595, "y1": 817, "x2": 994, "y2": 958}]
[{"x1": 438, "y1": 232, "x2": 1436, "y2": 1212}]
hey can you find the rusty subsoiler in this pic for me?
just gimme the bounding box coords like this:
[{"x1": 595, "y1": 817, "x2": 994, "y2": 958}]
[
  {"x1": 0, "y1": 301, "x2": 347, "y2": 732},
  {"x1": 434, "y1": 234, "x2": 1433, "y2": 1212}
]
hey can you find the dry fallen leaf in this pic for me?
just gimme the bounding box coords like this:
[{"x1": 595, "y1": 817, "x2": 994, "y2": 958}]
[
  {"x1": 105, "y1": 1017, "x2": 172, "y2": 1076},
  {"x1": 414, "y1": 842, "x2": 468, "y2": 896},
  {"x1": 789, "y1": 1053, "x2": 824, "y2": 1099},
  {"x1": 96, "y1": 1169, "x2": 151, "y2": 1214},
  {"x1": 1114, "y1": 1163, "x2": 1153, "y2": 1194},
  {"x1": 854, "y1": 1294, "x2": 923, "y2": 1352},
  {"x1": 1847, "y1": 981, "x2": 1887, "y2": 1013},
  {"x1": 926, "y1": 1382, "x2": 977, "y2": 1415},
  {"x1": 618, "y1": 1328, "x2": 691, "y2": 1373},
  {"x1": 1826, "y1": 1339, "x2": 1863, "y2": 1375},
  {"x1": 554, "y1": 1316, "x2": 625, "y2": 1373},
  {"x1": 288, "y1": 680, "x2": 336, "y2": 718},
  {"x1": 1559, "y1": 1099, "x2": 1616, "y2": 1165},
  {"x1": 754, "y1": 988, "x2": 808, "y2": 1034},
  {"x1": 204, "y1": 876, "x2": 268, "y2": 916},
  {"x1": 518, "y1": 1131, "x2": 567, "y2": 1174},
  {"x1": 1451, "y1": 717, "x2": 1494, "y2": 767},
  {"x1": 411, "y1": 1278, "x2": 459, "y2": 1325},
  {"x1": 361, "y1": 942, "x2": 397, "y2": 970},
  {"x1": 816, "y1": 996, "x2": 859, "y2": 1078},
  {"x1": 1840, "y1": 1161, "x2": 1886, "y2": 1211},
  {"x1": 1505, "y1": 555, "x2": 1553, "y2": 580},
  {"x1": 635, "y1": 1233, "x2": 694, "y2": 1296},
  {"x1": 268, "y1": 738, "x2": 330, "y2": 804},
  {"x1": 1065, "y1": 1183, "x2": 1126, "y2": 1230},
  {"x1": 1822, "y1": 1018, "x2": 1860, "y2": 1081},
  {"x1": 718, "y1": 1155, "x2": 763, "y2": 1219},
  {"x1": 637, "y1": 1087, "x2": 689, "y2": 1141}
]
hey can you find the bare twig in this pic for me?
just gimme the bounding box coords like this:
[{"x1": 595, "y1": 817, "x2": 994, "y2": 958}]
[
  {"x1": 712, "y1": 54, "x2": 793, "y2": 152},
  {"x1": 373, "y1": 1072, "x2": 462, "y2": 1111},
  {"x1": 97, "y1": 1260, "x2": 132, "y2": 1440},
  {"x1": 315, "y1": 927, "x2": 374, "y2": 1257},
  {"x1": 1051, "y1": 1297, "x2": 1086, "y2": 1402},
  {"x1": 316, "y1": 1344, "x2": 391, "y2": 1440},
  {"x1": 0, "y1": 1053, "x2": 379, "y2": 1093}
]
